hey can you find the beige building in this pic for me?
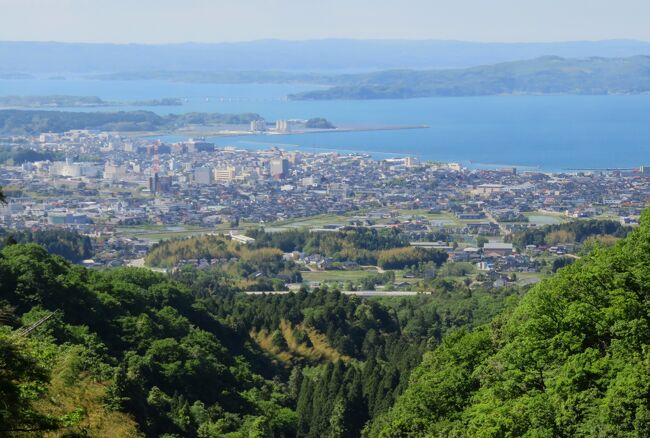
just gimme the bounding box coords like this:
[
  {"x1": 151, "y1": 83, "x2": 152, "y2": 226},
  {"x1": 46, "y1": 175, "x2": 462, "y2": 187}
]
[
  {"x1": 473, "y1": 184, "x2": 504, "y2": 196},
  {"x1": 214, "y1": 166, "x2": 237, "y2": 182}
]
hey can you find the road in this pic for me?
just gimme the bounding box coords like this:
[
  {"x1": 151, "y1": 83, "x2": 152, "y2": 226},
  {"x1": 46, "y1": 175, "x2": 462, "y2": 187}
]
[
  {"x1": 245, "y1": 290, "x2": 419, "y2": 297},
  {"x1": 484, "y1": 211, "x2": 510, "y2": 235}
]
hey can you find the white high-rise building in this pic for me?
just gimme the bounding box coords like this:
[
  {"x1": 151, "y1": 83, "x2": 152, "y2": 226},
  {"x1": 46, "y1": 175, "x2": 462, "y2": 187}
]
[
  {"x1": 50, "y1": 158, "x2": 102, "y2": 178},
  {"x1": 275, "y1": 120, "x2": 289, "y2": 132},
  {"x1": 103, "y1": 163, "x2": 126, "y2": 181},
  {"x1": 250, "y1": 120, "x2": 267, "y2": 132}
]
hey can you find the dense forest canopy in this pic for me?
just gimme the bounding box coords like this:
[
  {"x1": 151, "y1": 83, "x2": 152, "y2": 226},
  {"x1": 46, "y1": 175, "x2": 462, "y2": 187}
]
[
  {"x1": 146, "y1": 227, "x2": 447, "y2": 268},
  {"x1": 507, "y1": 218, "x2": 631, "y2": 250},
  {"x1": 246, "y1": 227, "x2": 447, "y2": 268},
  {"x1": 0, "y1": 241, "x2": 516, "y2": 436},
  {"x1": 0, "y1": 244, "x2": 297, "y2": 436},
  {"x1": 370, "y1": 209, "x2": 650, "y2": 437},
  {"x1": 0, "y1": 228, "x2": 94, "y2": 262},
  {"x1": 0, "y1": 145, "x2": 64, "y2": 164}
]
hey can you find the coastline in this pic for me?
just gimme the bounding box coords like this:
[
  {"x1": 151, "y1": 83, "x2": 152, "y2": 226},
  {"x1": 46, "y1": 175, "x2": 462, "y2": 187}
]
[{"x1": 129, "y1": 123, "x2": 429, "y2": 138}]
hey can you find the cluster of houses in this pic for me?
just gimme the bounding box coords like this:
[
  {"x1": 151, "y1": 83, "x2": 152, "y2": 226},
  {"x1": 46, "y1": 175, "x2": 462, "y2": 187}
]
[{"x1": 1, "y1": 129, "x2": 648, "y2": 269}]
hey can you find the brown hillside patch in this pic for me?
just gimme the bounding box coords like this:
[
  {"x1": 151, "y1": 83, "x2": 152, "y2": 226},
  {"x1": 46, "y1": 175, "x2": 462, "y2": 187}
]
[
  {"x1": 250, "y1": 319, "x2": 351, "y2": 364},
  {"x1": 33, "y1": 366, "x2": 141, "y2": 437}
]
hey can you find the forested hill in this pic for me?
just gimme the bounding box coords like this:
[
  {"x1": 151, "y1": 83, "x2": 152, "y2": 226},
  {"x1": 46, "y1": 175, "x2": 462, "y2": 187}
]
[
  {"x1": 0, "y1": 243, "x2": 310, "y2": 436},
  {"x1": 0, "y1": 241, "x2": 516, "y2": 437},
  {"x1": 289, "y1": 55, "x2": 650, "y2": 99},
  {"x1": 0, "y1": 228, "x2": 94, "y2": 262},
  {"x1": 2, "y1": 212, "x2": 649, "y2": 436},
  {"x1": 0, "y1": 110, "x2": 263, "y2": 135},
  {"x1": 369, "y1": 209, "x2": 650, "y2": 436}
]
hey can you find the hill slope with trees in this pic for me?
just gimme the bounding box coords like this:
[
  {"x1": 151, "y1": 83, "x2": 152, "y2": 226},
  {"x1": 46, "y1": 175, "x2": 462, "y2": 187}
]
[
  {"x1": 369, "y1": 209, "x2": 650, "y2": 437},
  {"x1": 289, "y1": 55, "x2": 650, "y2": 100},
  {"x1": 0, "y1": 240, "x2": 516, "y2": 437},
  {"x1": 0, "y1": 244, "x2": 296, "y2": 436},
  {"x1": 1, "y1": 173, "x2": 647, "y2": 436},
  {"x1": 0, "y1": 110, "x2": 263, "y2": 135}
]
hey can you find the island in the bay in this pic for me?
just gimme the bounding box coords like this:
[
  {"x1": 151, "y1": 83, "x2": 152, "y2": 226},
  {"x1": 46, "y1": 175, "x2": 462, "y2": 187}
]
[
  {"x1": 92, "y1": 55, "x2": 650, "y2": 100},
  {"x1": 0, "y1": 109, "x2": 426, "y2": 137},
  {"x1": 0, "y1": 95, "x2": 184, "y2": 108}
]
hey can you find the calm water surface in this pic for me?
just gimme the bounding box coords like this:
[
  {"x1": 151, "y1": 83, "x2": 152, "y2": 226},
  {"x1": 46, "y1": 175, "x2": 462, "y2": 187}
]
[{"x1": 1, "y1": 78, "x2": 649, "y2": 170}]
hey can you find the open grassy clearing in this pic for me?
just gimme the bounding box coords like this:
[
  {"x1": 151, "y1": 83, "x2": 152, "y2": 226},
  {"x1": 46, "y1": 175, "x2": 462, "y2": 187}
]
[
  {"x1": 135, "y1": 230, "x2": 216, "y2": 241},
  {"x1": 116, "y1": 224, "x2": 218, "y2": 240},
  {"x1": 269, "y1": 213, "x2": 353, "y2": 230},
  {"x1": 513, "y1": 271, "x2": 546, "y2": 285},
  {"x1": 302, "y1": 269, "x2": 378, "y2": 282},
  {"x1": 524, "y1": 211, "x2": 567, "y2": 225}
]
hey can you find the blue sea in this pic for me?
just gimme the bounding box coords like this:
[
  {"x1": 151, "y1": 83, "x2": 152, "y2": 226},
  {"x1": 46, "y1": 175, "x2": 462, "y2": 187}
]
[{"x1": 1, "y1": 78, "x2": 650, "y2": 171}]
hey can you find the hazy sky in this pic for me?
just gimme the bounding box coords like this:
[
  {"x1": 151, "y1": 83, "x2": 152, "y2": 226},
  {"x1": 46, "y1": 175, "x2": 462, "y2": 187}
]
[{"x1": 1, "y1": 0, "x2": 649, "y2": 44}]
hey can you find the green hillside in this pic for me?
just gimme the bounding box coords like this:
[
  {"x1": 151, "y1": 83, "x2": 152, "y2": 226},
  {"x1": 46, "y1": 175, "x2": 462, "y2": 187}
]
[
  {"x1": 369, "y1": 209, "x2": 650, "y2": 436},
  {"x1": 0, "y1": 240, "x2": 515, "y2": 437},
  {"x1": 0, "y1": 244, "x2": 295, "y2": 437},
  {"x1": 290, "y1": 55, "x2": 650, "y2": 99},
  {"x1": 2, "y1": 203, "x2": 648, "y2": 436},
  {"x1": 0, "y1": 110, "x2": 263, "y2": 135}
]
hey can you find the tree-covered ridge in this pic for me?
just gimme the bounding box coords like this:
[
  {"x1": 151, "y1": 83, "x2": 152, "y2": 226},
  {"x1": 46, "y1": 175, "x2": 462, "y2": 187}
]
[
  {"x1": 0, "y1": 244, "x2": 296, "y2": 437},
  {"x1": 0, "y1": 95, "x2": 107, "y2": 108},
  {"x1": 371, "y1": 209, "x2": 650, "y2": 437},
  {"x1": 145, "y1": 228, "x2": 447, "y2": 289},
  {"x1": 249, "y1": 227, "x2": 448, "y2": 268},
  {"x1": 199, "y1": 284, "x2": 521, "y2": 438},
  {"x1": 145, "y1": 227, "x2": 442, "y2": 268},
  {"x1": 0, "y1": 110, "x2": 263, "y2": 135},
  {"x1": 247, "y1": 227, "x2": 410, "y2": 252},
  {"x1": 0, "y1": 95, "x2": 183, "y2": 108},
  {"x1": 0, "y1": 241, "x2": 517, "y2": 437},
  {"x1": 289, "y1": 55, "x2": 650, "y2": 100},
  {"x1": 145, "y1": 235, "x2": 302, "y2": 291},
  {"x1": 1, "y1": 229, "x2": 94, "y2": 263},
  {"x1": 0, "y1": 145, "x2": 64, "y2": 164},
  {"x1": 507, "y1": 218, "x2": 631, "y2": 250},
  {"x1": 304, "y1": 118, "x2": 336, "y2": 129}
]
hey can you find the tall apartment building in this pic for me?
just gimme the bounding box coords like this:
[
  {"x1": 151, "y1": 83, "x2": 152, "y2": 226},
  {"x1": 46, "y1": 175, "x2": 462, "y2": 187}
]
[
  {"x1": 250, "y1": 120, "x2": 267, "y2": 132},
  {"x1": 270, "y1": 158, "x2": 289, "y2": 179},
  {"x1": 275, "y1": 120, "x2": 289, "y2": 132},
  {"x1": 194, "y1": 167, "x2": 213, "y2": 185},
  {"x1": 214, "y1": 166, "x2": 237, "y2": 182}
]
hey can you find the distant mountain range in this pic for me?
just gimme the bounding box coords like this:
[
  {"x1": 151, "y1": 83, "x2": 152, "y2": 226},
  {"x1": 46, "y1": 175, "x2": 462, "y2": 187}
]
[
  {"x1": 2, "y1": 39, "x2": 650, "y2": 73},
  {"x1": 4, "y1": 40, "x2": 650, "y2": 100},
  {"x1": 89, "y1": 56, "x2": 650, "y2": 100},
  {"x1": 0, "y1": 95, "x2": 183, "y2": 108}
]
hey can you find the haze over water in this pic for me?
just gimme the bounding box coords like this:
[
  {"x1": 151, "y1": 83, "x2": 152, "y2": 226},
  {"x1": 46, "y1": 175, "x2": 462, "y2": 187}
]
[{"x1": 2, "y1": 77, "x2": 649, "y2": 171}]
